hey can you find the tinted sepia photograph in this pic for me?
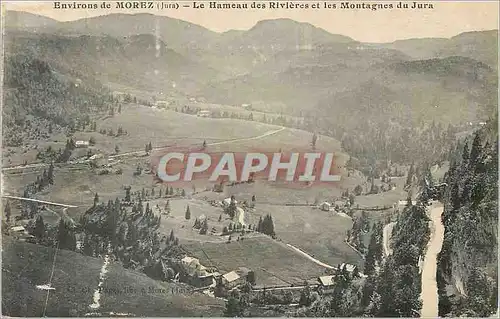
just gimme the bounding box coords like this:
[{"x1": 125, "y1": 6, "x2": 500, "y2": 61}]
[{"x1": 0, "y1": 1, "x2": 498, "y2": 317}]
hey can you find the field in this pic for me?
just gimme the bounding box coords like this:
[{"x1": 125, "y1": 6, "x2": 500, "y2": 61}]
[
  {"x1": 247, "y1": 204, "x2": 362, "y2": 267},
  {"x1": 1, "y1": 237, "x2": 224, "y2": 317},
  {"x1": 182, "y1": 236, "x2": 329, "y2": 287}
]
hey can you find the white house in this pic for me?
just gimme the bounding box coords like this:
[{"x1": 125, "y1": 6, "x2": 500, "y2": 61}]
[
  {"x1": 339, "y1": 263, "x2": 357, "y2": 273},
  {"x1": 10, "y1": 226, "x2": 26, "y2": 233},
  {"x1": 318, "y1": 275, "x2": 335, "y2": 288},
  {"x1": 223, "y1": 198, "x2": 237, "y2": 206},
  {"x1": 197, "y1": 110, "x2": 211, "y2": 118},
  {"x1": 398, "y1": 200, "x2": 417, "y2": 206},
  {"x1": 320, "y1": 202, "x2": 331, "y2": 211},
  {"x1": 222, "y1": 271, "x2": 242, "y2": 289},
  {"x1": 75, "y1": 140, "x2": 90, "y2": 148},
  {"x1": 155, "y1": 100, "x2": 169, "y2": 108}
]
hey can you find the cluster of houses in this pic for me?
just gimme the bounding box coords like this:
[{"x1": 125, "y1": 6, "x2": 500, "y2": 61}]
[
  {"x1": 174, "y1": 255, "x2": 254, "y2": 293},
  {"x1": 318, "y1": 199, "x2": 350, "y2": 212},
  {"x1": 317, "y1": 263, "x2": 361, "y2": 291},
  {"x1": 173, "y1": 253, "x2": 360, "y2": 298}
]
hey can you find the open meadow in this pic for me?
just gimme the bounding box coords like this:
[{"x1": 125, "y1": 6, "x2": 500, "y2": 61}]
[{"x1": 182, "y1": 236, "x2": 329, "y2": 287}]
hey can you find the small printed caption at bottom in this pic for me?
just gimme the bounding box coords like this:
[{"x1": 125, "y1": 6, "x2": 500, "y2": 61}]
[{"x1": 53, "y1": 1, "x2": 435, "y2": 11}]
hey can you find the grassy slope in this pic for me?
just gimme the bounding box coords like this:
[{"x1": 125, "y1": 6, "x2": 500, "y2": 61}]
[
  {"x1": 182, "y1": 236, "x2": 328, "y2": 287},
  {"x1": 1, "y1": 236, "x2": 224, "y2": 317}
]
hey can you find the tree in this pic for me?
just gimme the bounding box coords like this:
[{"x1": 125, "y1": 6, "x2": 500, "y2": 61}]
[
  {"x1": 224, "y1": 296, "x2": 243, "y2": 317},
  {"x1": 354, "y1": 185, "x2": 363, "y2": 196},
  {"x1": 57, "y1": 219, "x2": 76, "y2": 251},
  {"x1": 185, "y1": 205, "x2": 191, "y2": 220},
  {"x1": 33, "y1": 215, "x2": 46, "y2": 241},
  {"x1": 312, "y1": 132, "x2": 318, "y2": 150},
  {"x1": 405, "y1": 162, "x2": 414, "y2": 187},
  {"x1": 246, "y1": 271, "x2": 256, "y2": 285},
  {"x1": 48, "y1": 162, "x2": 54, "y2": 185},
  {"x1": 4, "y1": 201, "x2": 11, "y2": 223},
  {"x1": 165, "y1": 200, "x2": 171, "y2": 215},
  {"x1": 82, "y1": 234, "x2": 93, "y2": 256},
  {"x1": 299, "y1": 281, "x2": 312, "y2": 306},
  {"x1": 199, "y1": 219, "x2": 208, "y2": 235},
  {"x1": 227, "y1": 196, "x2": 237, "y2": 218},
  {"x1": 125, "y1": 186, "x2": 131, "y2": 202}
]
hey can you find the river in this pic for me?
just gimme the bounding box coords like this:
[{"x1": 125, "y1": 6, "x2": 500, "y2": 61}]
[{"x1": 420, "y1": 204, "x2": 445, "y2": 318}]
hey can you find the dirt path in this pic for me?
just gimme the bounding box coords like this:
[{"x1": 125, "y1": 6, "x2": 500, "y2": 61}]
[
  {"x1": 285, "y1": 243, "x2": 336, "y2": 269},
  {"x1": 383, "y1": 222, "x2": 396, "y2": 257},
  {"x1": 88, "y1": 245, "x2": 111, "y2": 311},
  {"x1": 420, "y1": 204, "x2": 445, "y2": 318},
  {"x1": 236, "y1": 207, "x2": 246, "y2": 226},
  {"x1": 207, "y1": 127, "x2": 286, "y2": 146}
]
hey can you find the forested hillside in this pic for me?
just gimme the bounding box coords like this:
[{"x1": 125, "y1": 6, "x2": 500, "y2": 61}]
[
  {"x1": 437, "y1": 119, "x2": 498, "y2": 317},
  {"x1": 2, "y1": 53, "x2": 113, "y2": 146}
]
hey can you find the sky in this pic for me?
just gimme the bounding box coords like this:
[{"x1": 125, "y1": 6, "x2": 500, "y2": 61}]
[{"x1": 2, "y1": 1, "x2": 499, "y2": 42}]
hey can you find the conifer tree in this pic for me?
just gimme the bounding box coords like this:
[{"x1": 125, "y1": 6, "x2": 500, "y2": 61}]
[{"x1": 4, "y1": 201, "x2": 11, "y2": 223}]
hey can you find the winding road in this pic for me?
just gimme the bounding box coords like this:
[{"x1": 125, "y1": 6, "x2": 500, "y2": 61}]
[{"x1": 420, "y1": 203, "x2": 445, "y2": 318}]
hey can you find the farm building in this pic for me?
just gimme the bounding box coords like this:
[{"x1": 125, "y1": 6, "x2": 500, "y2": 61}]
[
  {"x1": 319, "y1": 202, "x2": 331, "y2": 211},
  {"x1": 180, "y1": 256, "x2": 215, "y2": 288},
  {"x1": 339, "y1": 263, "x2": 358, "y2": 273},
  {"x1": 10, "y1": 226, "x2": 26, "y2": 233},
  {"x1": 89, "y1": 154, "x2": 109, "y2": 167},
  {"x1": 75, "y1": 140, "x2": 90, "y2": 148},
  {"x1": 398, "y1": 200, "x2": 417, "y2": 206},
  {"x1": 223, "y1": 198, "x2": 237, "y2": 206},
  {"x1": 222, "y1": 271, "x2": 242, "y2": 289},
  {"x1": 318, "y1": 275, "x2": 335, "y2": 288},
  {"x1": 9, "y1": 226, "x2": 35, "y2": 242},
  {"x1": 197, "y1": 110, "x2": 211, "y2": 117},
  {"x1": 155, "y1": 100, "x2": 169, "y2": 108},
  {"x1": 334, "y1": 200, "x2": 346, "y2": 208}
]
